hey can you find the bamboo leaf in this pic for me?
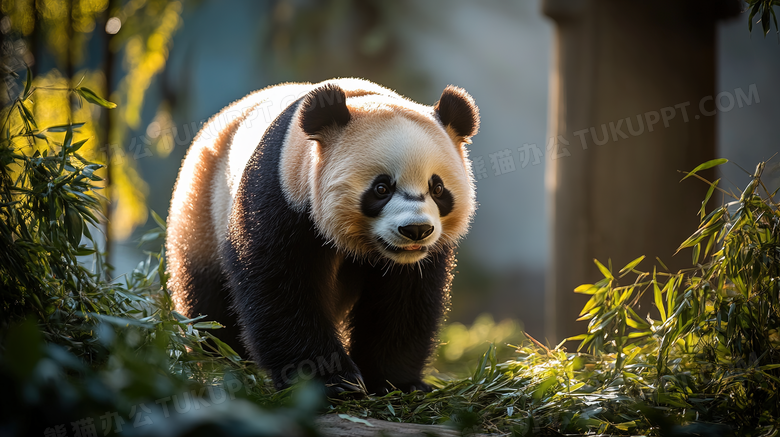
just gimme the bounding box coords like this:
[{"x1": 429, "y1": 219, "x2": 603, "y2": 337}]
[
  {"x1": 594, "y1": 259, "x2": 613, "y2": 280},
  {"x1": 699, "y1": 178, "x2": 720, "y2": 219},
  {"x1": 577, "y1": 306, "x2": 600, "y2": 321},
  {"x1": 580, "y1": 295, "x2": 600, "y2": 316},
  {"x1": 204, "y1": 332, "x2": 242, "y2": 363},
  {"x1": 64, "y1": 205, "x2": 83, "y2": 247},
  {"x1": 151, "y1": 210, "x2": 167, "y2": 230},
  {"x1": 338, "y1": 414, "x2": 374, "y2": 427},
  {"x1": 654, "y1": 275, "x2": 667, "y2": 322},
  {"x1": 23, "y1": 66, "x2": 33, "y2": 99},
  {"x1": 628, "y1": 307, "x2": 651, "y2": 327},
  {"x1": 680, "y1": 158, "x2": 728, "y2": 181},
  {"x1": 63, "y1": 126, "x2": 73, "y2": 153},
  {"x1": 193, "y1": 321, "x2": 223, "y2": 329},
  {"x1": 656, "y1": 256, "x2": 670, "y2": 271},
  {"x1": 762, "y1": 7, "x2": 771, "y2": 35},
  {"x1": 574, "y1": 284, "x2": 598, "y2": 294},
  {"x1": 533, "y1": 377, "x2": 558, "y2": 401},
  {"x1": 749, "y1": 2, "x2": 761, "y2": 33},
  {"x1": 473, "y1": 344, "x2": 494, "y2": 382},
  {"x1": 665, "y1": 277, "x2": 678, "y2": 315},
  {"x1": 19, "y1": 102, "x2": 37, "y2": 129},
  {"x1": 68, "y1": 139, "x2": 88, "y2": 154},
  {"x1": 619, "y1": 255, "x2": 645, "y2": 274},
  {"x1": 76, "y1": 87, "x2": 118, "y2": 109},
  {"x1": 45, "y1": 122, "x2": 86, "y2": 133}
]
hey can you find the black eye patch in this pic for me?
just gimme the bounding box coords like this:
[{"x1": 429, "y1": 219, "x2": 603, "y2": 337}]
[
  {"x1": 430, "y1": 174, "x2": 454, "y2": 217},
  {"x1": 361, "y1": 174, "x2": 395, "y2": 217}
]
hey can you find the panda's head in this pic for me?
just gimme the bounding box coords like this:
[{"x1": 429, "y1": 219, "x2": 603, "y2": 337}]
[{"x1": 287, "y1": 81, "x2": 479, "y2": 264}]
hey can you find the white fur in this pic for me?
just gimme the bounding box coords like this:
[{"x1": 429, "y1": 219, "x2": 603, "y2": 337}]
[
  {"x1": 210, "y1": 84, "x2": 314, "y2": 239},
  {"x1": 309, "y1": 113, "x2": 475, "y2": 264}
]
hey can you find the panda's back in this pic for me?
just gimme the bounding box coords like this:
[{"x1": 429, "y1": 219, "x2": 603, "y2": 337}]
[
  {"x1": 209, "y1": 83, "x2": 314, "y2": 243},
  {"x1": 167, "y1": 82, "x2": 310, "y2": 310}
]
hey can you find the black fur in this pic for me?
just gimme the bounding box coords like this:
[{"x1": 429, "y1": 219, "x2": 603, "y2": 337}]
[
  {"x1": 348, "y1": 247, "x2": 453, "y2": 394},
  {"x1": 223, "y1": 99, "x2": 452, "y2": 396},
  {"x1": 360, "y1": 174, "x2": 394, "y2": 218},
  {"x1": 178, "y1": 263, "x2": 246, "y2": 358},
  {"x1": 434, "y1": 85, "x2": 480, "y2": 139},
  {"x1": 430, "y1": 174, "x2": 454, "y2": 217},
  {"x1": 300, "y1": 84, "x2": 351, "y2": 137}
]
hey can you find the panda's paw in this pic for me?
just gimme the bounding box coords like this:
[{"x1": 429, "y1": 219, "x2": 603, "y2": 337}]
[
  {"x1": 324, "y1": 372, "x2": 367, "y2": 399},
  {"x1": 405, "y1": 381, "x2": 432, "y2": 393}
]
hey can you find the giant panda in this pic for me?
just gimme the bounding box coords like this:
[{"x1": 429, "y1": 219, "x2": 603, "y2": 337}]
[{"x1": 166, "y1": 78, "x2": 479, "y2": 395}]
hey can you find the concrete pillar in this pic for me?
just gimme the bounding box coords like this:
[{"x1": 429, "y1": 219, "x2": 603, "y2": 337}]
[{"x1": 542, "y1": 0, "x2": 740, "y2": 344}]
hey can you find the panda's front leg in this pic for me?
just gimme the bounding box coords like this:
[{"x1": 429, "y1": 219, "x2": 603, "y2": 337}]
[
  {"x1": 224, "y1": 225, "x2": 366, "y2": 397},
  {"x1": 348, "y1": 247, "x2": 454, "y2": 395},
  {"x1": 231, "y1": 271, "x2": 367, "y2": 396},
  {"x1": 243, "y1": 292, "x2": 365, "y2": 395}
]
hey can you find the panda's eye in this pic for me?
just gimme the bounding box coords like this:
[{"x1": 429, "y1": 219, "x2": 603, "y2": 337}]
[
  {"x1": 374, "y1": 183, "x2": 390, "y2": 197},
  {"x1": 432, "y1": 183, "x2": 444, "y2": 198}
]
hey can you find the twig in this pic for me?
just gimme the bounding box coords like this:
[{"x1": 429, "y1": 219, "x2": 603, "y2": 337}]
[
  {"x1": 524, "y1": 332, "x2": 552, "y2": 355},
  {"x1": 676, "y1": 170, "x2": 738, "y2": 200}
]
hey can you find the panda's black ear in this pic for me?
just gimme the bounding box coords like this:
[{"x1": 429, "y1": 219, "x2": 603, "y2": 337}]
[
  {"x1": 434, "y1": 85, "x2": 480, "y2": 142},
  {"x1": 300, "y1": 84, "x2": 351, "y2": 137}
]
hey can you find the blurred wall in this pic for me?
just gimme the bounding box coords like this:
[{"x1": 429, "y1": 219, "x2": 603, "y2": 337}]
[{"x1": 718, "y1": 17, "x2": 780, "y2": 192}]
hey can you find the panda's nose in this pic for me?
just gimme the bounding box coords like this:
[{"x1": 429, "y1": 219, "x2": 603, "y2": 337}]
[{"x1": 398, "y1": 224, "x2": 434, "y2": 241}]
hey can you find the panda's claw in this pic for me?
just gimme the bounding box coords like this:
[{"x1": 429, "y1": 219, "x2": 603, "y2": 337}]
[
  {"x1": 409, "y1": 381, "x2": 432, "y2": 393},
  {"x1": 324, "y1": 372, "x2": 368, "y2": 399}
]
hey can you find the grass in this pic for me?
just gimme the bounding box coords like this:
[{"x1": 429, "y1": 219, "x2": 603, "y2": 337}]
[{"x1": 328, "y1": 160, "x2": 780, "y2": 436}]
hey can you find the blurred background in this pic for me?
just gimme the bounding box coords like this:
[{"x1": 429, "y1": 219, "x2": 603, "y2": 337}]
[{"x1": 1, "y1": 0, "x2": 777, "y2": 352}]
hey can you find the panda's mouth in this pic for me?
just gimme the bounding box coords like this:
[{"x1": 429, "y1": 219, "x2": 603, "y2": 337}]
[{"x1": 376, "y1": 237, "x2": 428, "y2": 254}]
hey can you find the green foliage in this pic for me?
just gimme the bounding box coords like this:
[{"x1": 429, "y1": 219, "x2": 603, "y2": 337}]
[
  {"x1": 560, "y1": 161, "x2": 780, "y2": 434},
  {"x1": 0, "y1": 70, "x2": 321, "y2": 436},
  {"x1": 747, "y1": 0, "x2": 780, "y2": 36},
  {"x1": 1, "y1": 0, "x2": 186, "y2": 239},
  {"x1": 331, "y1": 160, "x2": 780, "y2": 436},
  {"x1": 1, "y1": 69, "x2": 109, "y2": 332}
]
